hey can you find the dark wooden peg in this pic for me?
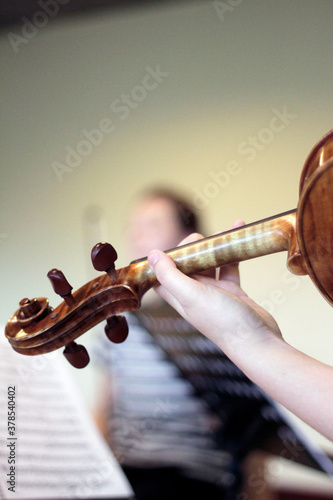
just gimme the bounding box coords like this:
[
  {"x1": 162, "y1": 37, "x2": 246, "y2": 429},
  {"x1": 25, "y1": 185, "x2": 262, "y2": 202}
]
[
  {"x1": 91, "y1": 242, "x2": 118, "y2": 281},
  {"x1": 63, "y1": 342, "x2": 90, "y2": 369},
  {"x1": 47, "y1": 269, "x2": 74, "y2": 305},
  {"x1": 105, "y1": 315, "x2": 129, "y2": 344}
]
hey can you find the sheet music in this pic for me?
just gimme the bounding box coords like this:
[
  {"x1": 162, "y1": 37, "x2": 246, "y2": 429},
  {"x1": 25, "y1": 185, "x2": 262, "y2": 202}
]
[{"x1": 0, "y1": 334, "x2": 134, "y2": 500}]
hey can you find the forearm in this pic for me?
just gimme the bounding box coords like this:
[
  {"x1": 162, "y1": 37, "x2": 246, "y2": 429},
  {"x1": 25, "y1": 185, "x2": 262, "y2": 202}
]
[{"x1": 223, "y1": 332, "x2": 333, "y2": 441}]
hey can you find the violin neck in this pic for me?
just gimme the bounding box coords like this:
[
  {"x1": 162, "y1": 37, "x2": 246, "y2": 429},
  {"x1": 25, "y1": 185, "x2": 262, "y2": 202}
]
[{"x1": 123, "y1": 209, "x2": 300, "y2": 299}]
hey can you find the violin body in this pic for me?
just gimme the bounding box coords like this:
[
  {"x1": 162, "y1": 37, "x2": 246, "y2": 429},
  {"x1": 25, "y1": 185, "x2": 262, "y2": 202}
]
[{"x1": 5, "y1": 130, "x2": 333, "y2": 368}]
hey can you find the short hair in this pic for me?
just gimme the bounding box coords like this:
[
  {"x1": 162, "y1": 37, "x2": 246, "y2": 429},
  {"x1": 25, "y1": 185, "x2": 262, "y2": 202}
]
[{"x1": 138, "y1": 187, "x2": 201, "y2": 236}]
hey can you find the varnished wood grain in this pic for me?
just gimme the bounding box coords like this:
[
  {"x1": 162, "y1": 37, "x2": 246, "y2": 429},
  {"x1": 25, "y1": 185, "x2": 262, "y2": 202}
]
[
  {"x1": 298, "y1": 157, "x2": 333, "y2": 304},
  {"x1": 299, "y1": 129, "x2": 333, "y2": 193}
]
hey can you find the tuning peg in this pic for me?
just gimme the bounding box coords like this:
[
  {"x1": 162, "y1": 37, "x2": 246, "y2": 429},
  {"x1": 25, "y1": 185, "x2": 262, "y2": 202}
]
[
  {"x1": 63, "y1": 342, "x2": 90, "y2": 368},
  {"x1": 47, "y1": 269, "x2": 74, "y2": 305},
  {"x1": 91, "y1": 242, "x2": 118, "y2": 282},
  {"x1": 105, "y1": 315, "x2": 129, "y2": 344}
]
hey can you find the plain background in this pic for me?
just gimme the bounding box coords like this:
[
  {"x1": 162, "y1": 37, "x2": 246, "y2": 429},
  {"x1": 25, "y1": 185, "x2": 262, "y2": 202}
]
[{"x1": 1, "y1": 0, "x2": 333, "y2": 457}]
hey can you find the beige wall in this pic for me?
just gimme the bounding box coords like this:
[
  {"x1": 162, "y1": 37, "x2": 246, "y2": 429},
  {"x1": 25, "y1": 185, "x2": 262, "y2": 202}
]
[{"x1": 1, "y1": 0, "x2": 333, "y2": 447}]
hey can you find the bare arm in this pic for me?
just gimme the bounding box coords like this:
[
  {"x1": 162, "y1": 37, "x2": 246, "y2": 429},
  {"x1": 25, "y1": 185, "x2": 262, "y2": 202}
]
[{"x1": 147, "y1": 233, "x2": 333, "y2": 442}]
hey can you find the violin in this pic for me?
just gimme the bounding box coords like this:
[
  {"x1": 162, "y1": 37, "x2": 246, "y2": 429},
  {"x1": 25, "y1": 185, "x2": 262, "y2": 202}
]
[{"x1": 5, "y1": 130, "x2": 333, "y2": 368}]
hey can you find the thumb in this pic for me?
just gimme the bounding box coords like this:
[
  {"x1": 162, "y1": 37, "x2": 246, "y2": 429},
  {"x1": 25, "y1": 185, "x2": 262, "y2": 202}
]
[{"x1": 148, "y1": 249, "x2": 201, "y2": 316}]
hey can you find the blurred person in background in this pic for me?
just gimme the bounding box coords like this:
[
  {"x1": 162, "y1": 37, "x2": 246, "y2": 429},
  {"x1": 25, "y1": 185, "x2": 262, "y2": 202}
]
[{"x1": 93, "y1": 187, "x2": 242, "y2": 500}]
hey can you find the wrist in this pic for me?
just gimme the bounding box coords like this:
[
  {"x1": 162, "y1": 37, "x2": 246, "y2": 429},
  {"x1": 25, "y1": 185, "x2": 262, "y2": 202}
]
[{"x1": 215, "y1": 323, "x2": 284, "y2": 365}]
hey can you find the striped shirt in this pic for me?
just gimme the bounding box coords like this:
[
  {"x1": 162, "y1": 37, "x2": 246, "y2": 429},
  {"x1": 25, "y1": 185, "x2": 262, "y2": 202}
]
[{"x1": 95, "y1": 306, "x2": 234, "y2": 487}]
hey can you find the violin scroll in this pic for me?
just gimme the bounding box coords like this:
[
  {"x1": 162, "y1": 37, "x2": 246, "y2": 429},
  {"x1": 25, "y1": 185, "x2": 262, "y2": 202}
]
[
  {"x1": 5, "y1": 241, "x2": 137, "y2": 368},
  {"x1": 16, "y1": 297, "x2": 51, "y2": 327}
]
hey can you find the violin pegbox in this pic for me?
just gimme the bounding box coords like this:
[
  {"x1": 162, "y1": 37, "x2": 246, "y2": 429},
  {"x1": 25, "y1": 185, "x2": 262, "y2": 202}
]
[{"x1": 91, "y1": 242, "x2": 129, "y2": 345}]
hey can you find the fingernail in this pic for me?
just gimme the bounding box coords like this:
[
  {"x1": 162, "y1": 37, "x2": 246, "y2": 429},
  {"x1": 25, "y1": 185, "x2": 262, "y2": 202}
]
[
  {"x1": 233, "y1": 219, "x2": 245, "y2": 228},
  {"x1": 148, "y1": 250, "x2": 160, "y2": 268}
]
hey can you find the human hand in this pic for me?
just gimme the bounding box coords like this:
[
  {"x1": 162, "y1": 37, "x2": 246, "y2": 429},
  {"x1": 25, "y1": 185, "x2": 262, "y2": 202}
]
[{"x1": 147, "y1": 222, "x2": 282, "y2": 358}]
